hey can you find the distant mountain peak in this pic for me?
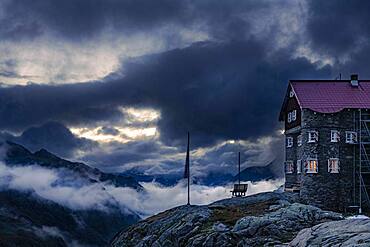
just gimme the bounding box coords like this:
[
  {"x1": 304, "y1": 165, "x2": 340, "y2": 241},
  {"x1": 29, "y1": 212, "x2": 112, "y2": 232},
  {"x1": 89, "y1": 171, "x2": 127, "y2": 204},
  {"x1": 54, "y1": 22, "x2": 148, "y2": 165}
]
[
  {"x1": 34, "y1": 148, "x2": 60, "y2": 160},
  {"x1": 5, "y1": 140, "x2": 32, "y2": 157},
  {"x1": 3, "y1": 141, "x2": 142, "y2": 190},
  {"x1": 232, "y1": 160, "x2": 279, "y2": 183}
]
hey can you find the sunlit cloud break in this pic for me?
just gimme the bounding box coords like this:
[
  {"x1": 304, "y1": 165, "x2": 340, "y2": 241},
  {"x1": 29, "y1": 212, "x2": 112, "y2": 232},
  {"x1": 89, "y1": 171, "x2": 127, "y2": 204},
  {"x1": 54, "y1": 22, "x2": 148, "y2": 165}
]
[{"x1": 70, "y1": 107, "x2": 161, "y2": 144}]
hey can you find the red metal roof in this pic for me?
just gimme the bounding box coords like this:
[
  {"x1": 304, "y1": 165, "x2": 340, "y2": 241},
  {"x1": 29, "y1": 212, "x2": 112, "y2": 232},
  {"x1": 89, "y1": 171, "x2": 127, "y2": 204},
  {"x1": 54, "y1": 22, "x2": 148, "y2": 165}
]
[{"x1": 291, "y1": 80, "x2": 370, "y2": 113}]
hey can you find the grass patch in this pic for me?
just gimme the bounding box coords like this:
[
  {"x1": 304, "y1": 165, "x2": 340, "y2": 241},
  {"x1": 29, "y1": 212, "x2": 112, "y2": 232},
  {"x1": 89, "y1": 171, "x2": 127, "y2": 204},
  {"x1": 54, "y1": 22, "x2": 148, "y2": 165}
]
[
  {"x1": 208, "y1": 199, "x2": 278, "y2": 228},
  {"x1": 198, "y1": 200, "x2": 278, "y2": 234}
]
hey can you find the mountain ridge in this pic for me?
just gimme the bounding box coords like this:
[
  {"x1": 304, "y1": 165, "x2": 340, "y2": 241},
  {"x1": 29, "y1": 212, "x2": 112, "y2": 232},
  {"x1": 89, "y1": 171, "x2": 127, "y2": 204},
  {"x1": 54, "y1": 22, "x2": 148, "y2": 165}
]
[
  {"x1": 0, "y1": 141, "x2": 141, "y2": 246},
  {"x1": 4, "y1": 140, "x2": 142, "y2": 190}
]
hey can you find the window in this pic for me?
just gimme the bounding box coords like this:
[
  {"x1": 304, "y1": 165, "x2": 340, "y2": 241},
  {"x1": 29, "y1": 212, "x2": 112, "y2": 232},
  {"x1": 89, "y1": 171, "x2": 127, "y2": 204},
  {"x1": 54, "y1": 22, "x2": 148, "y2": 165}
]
[
  {"x1": 287, "y1": 137, "x2": 293, "y2": 148},
  {"x1": 328, "y1": 158, "x2": 340, "y2": 173},
  {"x1": 297, "y1": 160, "x2": 302, "y2": 174},
  {"x1": 308, "y1": 131, "x2": 319, "y2": 143},
  {"x1": 297, "y1": 135, "x2": 302, "y2": 146},
  {"x1": 331, "y1": 130, "x2": 340, "y2": 142},
  {"x1": 304, "y1": 159, "x2": 318, "y2": 173},
  {"x1": 285, "y1": 161, "x2": 294, "y2": 174},
  {"x1": 289, "y1": 90, "x2": 295, "y2": 98},
  {"x1": 292, "y1": 110, "x2": 297, "y2": 121},
  {"x1": 346, "y1": 131, "x2": 357, "y2": 144},
  {"x1": 287, "y1": 110, "x2": 297, "y2": 123}
]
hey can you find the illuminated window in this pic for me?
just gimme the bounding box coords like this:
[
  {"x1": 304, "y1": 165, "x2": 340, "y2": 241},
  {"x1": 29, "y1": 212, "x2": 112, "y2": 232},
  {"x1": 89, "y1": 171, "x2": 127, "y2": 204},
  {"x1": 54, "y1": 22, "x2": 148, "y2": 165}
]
[
  {"x1": 289, "y1": 90, "x2": 295, "y2": 97},
  {"x1": 285, "y1": 161, "x2": 294, "y2": 174},
  {"x1": 297, "y1": 160, "x2": 302, "y2": 174},
  {"x1": 345, "y1": 131, "x2": 357, "y2": 144},
  {"x1": 304, "y1": 159, "x2": 318, "y2": 174},
  {"x1": 297, "y1": 135, "x2": 302, "y2": 146},
  {"x1": 308, "y1": 131, "x2": 318, "y2": 143},
  {"x1": 328, "y1": 158, "x2": 340, "y2": 173},
  {"x1": 331, "y1": 130, "x2": 340, "y2": 142},
  {"x1": 287, "y1": 137, "x2": 293, "y2": 148}
]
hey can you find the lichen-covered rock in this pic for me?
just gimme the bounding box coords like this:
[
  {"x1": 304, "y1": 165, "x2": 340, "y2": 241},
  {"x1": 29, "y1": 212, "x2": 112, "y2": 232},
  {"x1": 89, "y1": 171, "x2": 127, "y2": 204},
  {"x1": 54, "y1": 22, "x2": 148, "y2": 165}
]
[
  {"x1": 110, "y1": 192, "x2": 343, "y2": 247},
  {"x1": 233, "y1": 203, "x2": 342, "y2": 246},
  {"x1": 289, "y1": 219, "x2": 370, "y2": 246}
]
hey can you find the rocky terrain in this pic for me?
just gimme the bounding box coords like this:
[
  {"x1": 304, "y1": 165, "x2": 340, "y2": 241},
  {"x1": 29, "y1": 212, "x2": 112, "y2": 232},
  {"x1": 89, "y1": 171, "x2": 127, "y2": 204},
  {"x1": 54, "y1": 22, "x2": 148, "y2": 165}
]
[
  {"x1": 290, "y1": 219, "x2": 370, "y2": 246},
  {"x1": 111, "y1": 191, "x2": 351, "y2": 246}
]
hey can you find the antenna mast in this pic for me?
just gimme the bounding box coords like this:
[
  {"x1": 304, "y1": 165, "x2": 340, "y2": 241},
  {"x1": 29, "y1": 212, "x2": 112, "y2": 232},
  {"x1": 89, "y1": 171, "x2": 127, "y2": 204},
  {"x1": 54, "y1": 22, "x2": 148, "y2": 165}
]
[{"x1": 238, "y1": 152, "x2": 241, "y2": 185}]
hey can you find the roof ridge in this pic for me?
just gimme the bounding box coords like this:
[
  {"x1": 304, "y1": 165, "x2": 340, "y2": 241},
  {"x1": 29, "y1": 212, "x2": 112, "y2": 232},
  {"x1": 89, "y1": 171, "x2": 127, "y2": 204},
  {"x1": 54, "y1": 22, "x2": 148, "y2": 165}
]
[{"x1": 290, "y1": 80, "x2": 370, "y2": 82}]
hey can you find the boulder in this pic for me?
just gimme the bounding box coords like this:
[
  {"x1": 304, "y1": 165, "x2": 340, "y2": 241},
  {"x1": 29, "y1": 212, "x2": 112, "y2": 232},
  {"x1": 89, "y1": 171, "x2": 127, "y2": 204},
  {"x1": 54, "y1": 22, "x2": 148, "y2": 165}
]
[{"x1": 289, "y1": 219, "x2": 370, "y2": 246}]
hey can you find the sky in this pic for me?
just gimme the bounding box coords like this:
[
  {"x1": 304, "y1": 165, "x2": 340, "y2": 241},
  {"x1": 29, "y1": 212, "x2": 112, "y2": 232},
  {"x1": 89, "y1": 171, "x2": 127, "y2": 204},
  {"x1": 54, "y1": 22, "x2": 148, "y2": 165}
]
[{"x1": 1, "y1": 0, "x2": 370, "y2": 180}]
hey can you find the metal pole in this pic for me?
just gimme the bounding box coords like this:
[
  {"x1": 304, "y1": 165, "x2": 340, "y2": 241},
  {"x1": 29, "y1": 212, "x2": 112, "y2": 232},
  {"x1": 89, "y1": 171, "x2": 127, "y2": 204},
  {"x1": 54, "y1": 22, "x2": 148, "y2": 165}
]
[
  {"x1": 353, "y1": 111, "x2": 357, "y2": 206},
  {"x1": 187, "y1": 132, "x2": 190, "y2": 206},
  {"x1": 360, "y1": 109, "x2": 362, "y2": 214},
  {"x1": 238, "y1": 152, "x2": 241, "y2": 185}
]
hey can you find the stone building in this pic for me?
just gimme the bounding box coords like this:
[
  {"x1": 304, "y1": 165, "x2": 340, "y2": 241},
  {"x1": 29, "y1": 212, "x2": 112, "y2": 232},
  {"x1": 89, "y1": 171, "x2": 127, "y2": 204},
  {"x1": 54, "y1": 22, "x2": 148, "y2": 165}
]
[{"x1": 279, "y1": 75, "x2": 370, "y2": 212}]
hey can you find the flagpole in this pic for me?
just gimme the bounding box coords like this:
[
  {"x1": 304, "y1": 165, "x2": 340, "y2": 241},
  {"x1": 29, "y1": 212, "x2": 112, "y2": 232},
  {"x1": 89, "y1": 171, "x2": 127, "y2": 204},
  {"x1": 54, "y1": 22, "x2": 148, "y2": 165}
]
[
  {"x1": 238, "y1": 151, "x2": 241, "y2": 186},
  {"x1": 187, "y1": 132, "x2": 190, "y2": 205}
]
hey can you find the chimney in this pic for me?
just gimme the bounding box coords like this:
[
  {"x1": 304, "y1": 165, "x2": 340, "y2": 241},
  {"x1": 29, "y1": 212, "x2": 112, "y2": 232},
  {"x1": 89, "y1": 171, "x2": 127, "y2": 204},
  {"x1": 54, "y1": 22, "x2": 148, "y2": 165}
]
[{"x1": 351, "y1": 74, "x2": 359, "y2": 87}]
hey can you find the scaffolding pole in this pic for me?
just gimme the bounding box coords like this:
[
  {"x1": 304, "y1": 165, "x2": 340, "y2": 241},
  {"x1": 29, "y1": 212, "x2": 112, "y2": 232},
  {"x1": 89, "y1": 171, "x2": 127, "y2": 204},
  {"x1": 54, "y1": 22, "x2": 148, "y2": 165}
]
[
  {"x1": 360, "y1": 109, "x2": 362, "y2": 213},
  {"x1": 358, "y1": 109, "x2": 370, "y2": 213}
]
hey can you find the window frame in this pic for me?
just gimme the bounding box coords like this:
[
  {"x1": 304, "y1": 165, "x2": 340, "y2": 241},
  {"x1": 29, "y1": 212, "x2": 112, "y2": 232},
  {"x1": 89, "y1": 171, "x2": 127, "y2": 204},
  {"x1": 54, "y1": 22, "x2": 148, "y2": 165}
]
[
  {"x1": 328, "y1": 158, "x2": 340, "y2": 173},
  {"x1": 292, "y1": 110, "x2": 297, "y2": 121},
  {"x1": 285, "y1": 161, "x2": 294, "y2": 174},
  {"x1": 304, "y1": 159, "x2": 318, "y2": 174},
  {"x1": 297, "y1": 135, "x2": 302, "y2": 146},
  {"x1": 331, "y1": 130, "x2": 340, "y2": 143},
  {"x1": 297, "y1": 159, "x2": 302, "y2": 174},
  {"x1": 308, "y1": 130, "x2": 319, "y2": 143},
  {"x1": 345, "y1": 131, "x2": 357, "y2": 144},
  {"x1": 286, "y1": 136, "x2": 293, "y2": 148},
  {"x1": 287, "y1": 110, "x2": 297, "y2": 123}
]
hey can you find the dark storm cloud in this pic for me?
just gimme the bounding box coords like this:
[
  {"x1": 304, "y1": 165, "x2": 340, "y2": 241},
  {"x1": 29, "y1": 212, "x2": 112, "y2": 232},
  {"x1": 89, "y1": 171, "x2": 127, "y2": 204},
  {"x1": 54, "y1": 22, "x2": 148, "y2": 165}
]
[
  {"x1": 1, "y1": 122, "x2": 96, "y2": 157},
  {"x1": 0, "y1": 0, "x2": 186, "y2": 40},
  {"x1": 120, "y1": 41, "x2": 331, "y2": 147},
  {"x1": 306, "y1": 0, "x2": 370, "y2": 57},
  {"x1": 0, "y1": 0, "x2": 272, "y2": 41},
  {"x1": 81, "y1": 140, "x2": 178, "y2": 172},
  {"x1": 0, "y1": 82, "x2": 124, "y2": 130},
  {"x1": 0, "y1": 39, "x2": 331, "y2": 148}
]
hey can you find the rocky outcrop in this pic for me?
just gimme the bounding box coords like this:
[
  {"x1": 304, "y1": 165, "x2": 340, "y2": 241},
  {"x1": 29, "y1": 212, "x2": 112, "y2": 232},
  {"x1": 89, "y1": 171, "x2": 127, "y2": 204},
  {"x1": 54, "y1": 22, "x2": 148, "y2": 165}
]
[
  {"x1": 289, "y1": 219, "x2": 370, "y2": 246},
  {"x1": 110, "y1": 192, "x2": 343, "y2": 247}
]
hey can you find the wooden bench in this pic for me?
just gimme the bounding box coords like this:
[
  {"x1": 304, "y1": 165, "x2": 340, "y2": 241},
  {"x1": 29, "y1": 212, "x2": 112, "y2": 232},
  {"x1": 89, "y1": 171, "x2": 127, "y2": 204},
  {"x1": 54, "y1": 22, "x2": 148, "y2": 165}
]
[
  {"x1": 284, "y1": 185, "x2": 300, "y2": 193},
  {"x1": 231, "y1": 184, "x2": 248, "y2": 197}
]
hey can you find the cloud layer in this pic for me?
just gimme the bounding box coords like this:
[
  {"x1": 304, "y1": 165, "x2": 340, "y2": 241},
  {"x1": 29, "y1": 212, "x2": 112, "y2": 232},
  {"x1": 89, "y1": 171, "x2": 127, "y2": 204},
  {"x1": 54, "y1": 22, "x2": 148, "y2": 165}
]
[{"x1": 0, "y1": 161, "x2": 282, "y2": 217}]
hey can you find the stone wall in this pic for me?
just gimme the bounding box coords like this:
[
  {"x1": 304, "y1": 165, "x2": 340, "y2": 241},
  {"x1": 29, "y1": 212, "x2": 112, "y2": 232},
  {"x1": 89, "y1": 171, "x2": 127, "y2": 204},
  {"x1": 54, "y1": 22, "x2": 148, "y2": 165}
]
[
  {"x1": 285, "y1": 131, "x2": 300, "y2": 188},
  {"x1": 298, "y1": 109, "x2": 358, "y2": 212}
]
